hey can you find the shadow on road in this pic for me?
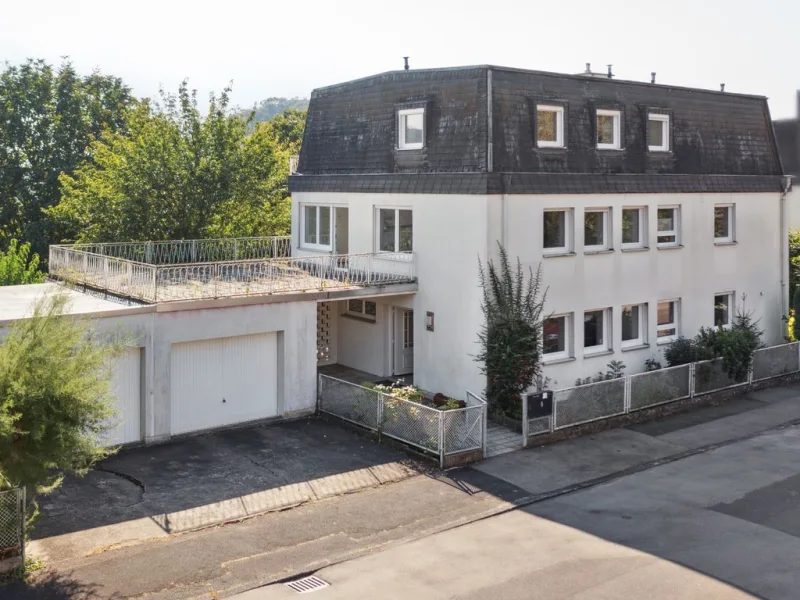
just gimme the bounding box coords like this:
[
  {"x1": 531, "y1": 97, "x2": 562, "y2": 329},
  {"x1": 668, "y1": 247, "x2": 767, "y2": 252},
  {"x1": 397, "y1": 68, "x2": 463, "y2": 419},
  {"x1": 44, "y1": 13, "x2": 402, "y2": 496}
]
[{"x1": 0, "y1": 570, "x2": 120, "y2": 600}]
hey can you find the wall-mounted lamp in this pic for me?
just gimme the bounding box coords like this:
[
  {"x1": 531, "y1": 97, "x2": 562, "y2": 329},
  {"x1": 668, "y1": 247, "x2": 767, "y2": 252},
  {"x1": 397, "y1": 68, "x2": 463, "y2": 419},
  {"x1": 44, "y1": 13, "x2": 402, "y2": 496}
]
[{"x1": 426, "y1": 311, "x2": 434, "y2": 332}]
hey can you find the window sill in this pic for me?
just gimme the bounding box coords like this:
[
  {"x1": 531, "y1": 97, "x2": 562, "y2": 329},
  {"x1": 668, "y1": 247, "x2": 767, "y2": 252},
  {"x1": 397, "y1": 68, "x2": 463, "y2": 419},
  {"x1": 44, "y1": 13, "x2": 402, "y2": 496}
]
[
  {"x1": 376, "y1": 251, "x2": 414, "y2": 261},
  {"x1": 340, "y1": 313, "x2": 377, "y2": 325},
  {"x1": 584, "y1": 248, "x2": 614, "y2": 256},
  {"x1": 542, "y1": 251, "x2": 576, "y2": 259},
  {"x1": 299, "y1": 246, "x2": 332, "y2": 254},
  {"x1": 648, "y1": 149, "x2": 672, "y2": 154},
  {"x1": 583, "y1": 349, "x2": 614, "y2": 359},
  {"x1": 396, "y1": 146, "x2": 424, "y2": 152},
  {"x1": 656, "y1": 337, "x2": 677, "y2": 346},
  {"x1": 714, "y1": 240, "x2": 737, "y2": 247},
  {"x1": 596, "y1": 146, "x2": 624, "y2": 152},
  {"x1": 656, "y1": 244, "x2": 683, "y2": 251},
  {"x1": 621, "y1": 246, "x2": 649, "y2": 253},
  {"x1": 536, "y1": 145, "x2": 567, "y2": 151},
  {"x1": 542, "y1": 356, "x2": 576, "y2": 366},
  {"x1": 621, "y1": 343, "x2": 650, "y2": 353}
]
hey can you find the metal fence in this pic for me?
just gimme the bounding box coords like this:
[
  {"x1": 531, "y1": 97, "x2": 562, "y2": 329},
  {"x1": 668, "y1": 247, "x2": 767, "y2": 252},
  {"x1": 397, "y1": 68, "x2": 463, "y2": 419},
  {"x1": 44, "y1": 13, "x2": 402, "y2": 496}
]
[
  {"x1": 0, "y1": 488, "x2": 25, "y2": 569},
  {"x1": 50, "y1": 243, "x2": 416, "y2": 303},
  {"x1": 521, "y1": 342, "x2": 800, "y2": 442},
  {"x1": 318, "y1": 375, "x2": 486, "y2": 467}
]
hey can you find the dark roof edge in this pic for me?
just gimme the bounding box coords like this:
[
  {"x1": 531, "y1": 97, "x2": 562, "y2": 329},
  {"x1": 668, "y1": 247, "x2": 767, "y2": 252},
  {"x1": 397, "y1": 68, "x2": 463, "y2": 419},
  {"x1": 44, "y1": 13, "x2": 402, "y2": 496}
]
[
  {"x1": 309, "y1": 64, "x2": 768, "y2": 101},
  {"x1": 764, "y1": 98, "x2": 786, "y2": 176}
]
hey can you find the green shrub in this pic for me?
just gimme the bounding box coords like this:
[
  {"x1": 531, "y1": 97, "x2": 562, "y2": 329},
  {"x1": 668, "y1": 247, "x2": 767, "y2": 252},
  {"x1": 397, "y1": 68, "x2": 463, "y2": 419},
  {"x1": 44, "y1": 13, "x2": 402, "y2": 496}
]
[{"x1": 0, "y1": 239, "x2": 45, "y2": 286}]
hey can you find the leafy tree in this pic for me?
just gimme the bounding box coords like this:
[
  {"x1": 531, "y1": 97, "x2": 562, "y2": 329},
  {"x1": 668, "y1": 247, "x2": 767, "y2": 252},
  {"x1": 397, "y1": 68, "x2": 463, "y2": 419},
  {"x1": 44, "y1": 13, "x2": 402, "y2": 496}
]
[
  {"x1": 261, "y1": 108, "x2": 306, "y2": 150},
  {"x1": 476, "y1": 244, "x2": 547, "y2": 416},
  {"x1": 0, "y1": 239, "x2": 45, "y2": 286},
  {"x1": 0, "y1": 59, "x2": 132, "y2": 256},
  {"x1": 50, "y1": 82, "x2": 293, "y2": 242},
  {"x1": 0, "y1": 294, "x2": 125, "y2": 495}
]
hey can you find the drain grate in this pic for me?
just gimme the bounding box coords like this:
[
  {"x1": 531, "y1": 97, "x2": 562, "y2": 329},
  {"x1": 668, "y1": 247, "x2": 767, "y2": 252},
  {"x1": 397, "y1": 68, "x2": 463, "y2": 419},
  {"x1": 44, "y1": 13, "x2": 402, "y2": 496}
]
[{"x1": 285, "y1": 575, "x2": 330, "y2": 594}]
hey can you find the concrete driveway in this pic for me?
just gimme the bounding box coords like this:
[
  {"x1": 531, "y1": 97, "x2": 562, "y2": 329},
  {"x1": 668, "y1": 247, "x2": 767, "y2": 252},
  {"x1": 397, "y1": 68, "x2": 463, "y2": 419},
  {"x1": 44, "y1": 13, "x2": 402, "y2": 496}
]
[{"x1": 30, "y1": 419, "x2": 420, "y2": 563}]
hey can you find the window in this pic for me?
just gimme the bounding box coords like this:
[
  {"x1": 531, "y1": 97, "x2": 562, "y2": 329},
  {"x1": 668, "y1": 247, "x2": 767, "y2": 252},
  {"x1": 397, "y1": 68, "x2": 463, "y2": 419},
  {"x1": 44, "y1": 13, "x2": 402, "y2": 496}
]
[
  {"x1": 398, "y1": 108, "x2": 424, "y2": 150},
  {"x1": 648, "y1": 113, "x2": 670, "y2": 152},
  {"x1": 543, "y1": 209, "x2": 573, "y2": 254},
  {"x1": 537, "y1": 105, "x2": 564, "y2": 148},
  {"x1": 657, "y1": 299, "x2": 679, "y2": 341},
  {"x1": 302, "y1": 205, "x2": 332, "y2": 250},
  {"x1": 714, "y1": 293, "x2": 733, "y2": 328},
  {"x1": 584, "y1": 308, "x2": 610, "y2": 354},
  {"x1": 596, "y1": 109, "x2": 621, "y2": 149},
  {"x1": 584, "y1": 208, "x2": 610, "y2": 251},
  {"x1": 657, "y1": 206, "x2": 680, "y2": 246},
  {"x1": 543, "y1": 314, "x2": 571, "y2": 361},
  {"x1": 622, "y1": 304, "x2": 647, "y2": 348},
  {"x1": 347, "y1": 299, "x2": 377, "y2": 321},
  {"x1": 377, "y1": 208, "x2": 413, "y2": 253},
  {"x1": 715, "y1": 204, "x2": 735, "y2": 243},
  {"x1": 622, "y1": 207, "x2": 647, "y2": 248}
]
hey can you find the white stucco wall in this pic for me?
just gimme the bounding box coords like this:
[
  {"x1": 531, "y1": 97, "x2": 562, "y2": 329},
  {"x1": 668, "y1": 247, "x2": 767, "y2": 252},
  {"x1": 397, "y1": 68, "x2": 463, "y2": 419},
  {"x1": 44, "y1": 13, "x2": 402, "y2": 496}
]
[
  {"x1": 504, "y1": 192, "x2": 784, "y2": 388},
  {"x1": 335, "y1": 300, "x2": 391, "y2": 377},
  {"x1": 292, "y1": 192, "x2": 489, "y2": 399}
]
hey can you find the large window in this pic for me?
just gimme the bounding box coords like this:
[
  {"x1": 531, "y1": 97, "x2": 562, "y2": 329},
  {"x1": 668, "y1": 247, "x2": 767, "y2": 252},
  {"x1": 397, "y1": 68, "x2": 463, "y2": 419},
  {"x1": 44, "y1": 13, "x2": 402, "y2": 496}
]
[
  {"x1": 584, "y1": 308, "x2": 610, "y2": 354},
  {"x1": 648, "y1": 113, "x2": 670, "y2": 152},
  {"x1": 657, "y1": 206, "x2": 680, "y2": 247},
  {"x1": 347, "y1": 299, "x2": 377, "y2": 321},
  {"x1": 537, "y1": 105, "x2": 564, "y2": 148},
  {"x1": 714, "y1": 292, "x2": 734, "y2": 328},
  {"x1": 622, "y1": 304, "x2": 646, "y2": 348},
  {"x1": 657, "y1": 299, "x2": 679, "y2": 341},
  {"x1": 715, "y1": 204, "x2": 735, "y2": 243},
  {"x1": 596, "y1": 109, "x2": 621, "y2": 150},
  {"x1": 543, "y1": 209, "x2": 573, "y2": 254},
  {"x1": 584, "y1": 208, "x2": 610, "y2": 251},
  {"x1": 377, "y1": 208, "x2": 413, "y2": 253},
  {"x1": 622, "y1": 207, "x2": 647, "y2": 249},
  {"x1": 302, "y1": 205, "x2": 332, "y2": 250},
  {"x1": 543, "y1": 314, "x2": 572, "y2": 361},
  {"x1": 398, "y1": 108, "x2": 424, "y2": 150}
]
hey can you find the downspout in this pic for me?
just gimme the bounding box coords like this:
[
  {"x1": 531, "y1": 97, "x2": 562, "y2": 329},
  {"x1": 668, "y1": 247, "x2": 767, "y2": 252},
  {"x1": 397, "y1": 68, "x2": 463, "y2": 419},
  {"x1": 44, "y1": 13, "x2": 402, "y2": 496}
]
[{"x1": 781, "y1": 175, "x2": 793, "y2": 321}]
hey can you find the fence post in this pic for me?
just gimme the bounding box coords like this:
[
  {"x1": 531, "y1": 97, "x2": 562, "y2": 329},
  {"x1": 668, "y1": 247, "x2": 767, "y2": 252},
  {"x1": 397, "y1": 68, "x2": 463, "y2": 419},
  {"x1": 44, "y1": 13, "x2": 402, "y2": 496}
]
[
  {"x1": 438, "y1": 411, "x2": 445, "y2": 469},
  {"x1": 213, "y1": 264, "x2": 219, "y2": 298},
  {"x1": 551, "y1": 391, "x2": 557, "y2": 432},
  {"x1": 103, "y1": 256, "x2": 109, "y2": 290},
  {"x1": 482, "y1": 399, "x2": 488, "y2": 458},
  {"x1": 146, "y1": 241, "x2": 153, "y2": 264},
  {"x1": 377, "y1": 392, "x2": 384, "y2": 441},
  {"x1": 126, "y1": 261, "x2": 132, "y2": 293},
  {"x1": 367, "y1": 255, "x2": 373, "y2": 285},
  {"x1": 689, "y1": 362, "x2": 696, "y2": 398},
  {"x1": 20, "y1": 487, "x2": 25, "y2": 570},
  {"x1": 152, "y1": 267, "x2": 158, "y2": 302},
  {"x1": 624, "y1": 375, "x2": 632, "y2": 413},
  {"x1": 521, "y1": 394, "x2": 529, "y2": 444}
]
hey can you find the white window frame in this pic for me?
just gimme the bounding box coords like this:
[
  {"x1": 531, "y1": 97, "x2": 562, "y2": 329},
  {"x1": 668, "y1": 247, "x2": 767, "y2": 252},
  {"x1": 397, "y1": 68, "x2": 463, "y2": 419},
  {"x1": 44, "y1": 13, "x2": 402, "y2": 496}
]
[
  {"x1": 584, "y1": 207, "x2": 611, "y2": 252},
  {"x1": 301, "y1": 204, "x2": 333, "y2": 251},
  {"x1": 398, "y1": 108, "x2": 424, "y2": 150},
  {"x1": 543, "y1": 313, "x2": 572, "y2": 362},
  {"x1": 621, "y1": 206, "x2": 647, "y2": 249},
  {"x1": 714, "y1": 292, "x2": 734, "y2": 329},
  {"x1": 346, "y1": 299, "x2": 377, "y2": 321},
  {"x1": 621, "y1": 303, "x2": 647, "y2": 348},
  {"x1": 657, "y1": 205, "x2": 681, "y2": 247},
  {"x1": 375, "y1": 207, "x2": 413, "y2": 255},
  {"x1": 596, "y1": 109, "x2": 622, "y2": 150},
  {"x1": 536, "y1": 105, "x2": 565, "y2": 148},
  {"x1": 648, "y1": 113, "x2": 670, "y2": 152},
  {"x1": 542, "y1": 208, "x2": 574, "y2": 255},
  {"x1": 714, "y1": 203, "x2": 735, "y2": 243},
  {"x1": 657, "y1": 299, "x2": 680, "y2": 343},
  {"x1": 583, "y1": 308, "x2": 611, "y2": 355}
]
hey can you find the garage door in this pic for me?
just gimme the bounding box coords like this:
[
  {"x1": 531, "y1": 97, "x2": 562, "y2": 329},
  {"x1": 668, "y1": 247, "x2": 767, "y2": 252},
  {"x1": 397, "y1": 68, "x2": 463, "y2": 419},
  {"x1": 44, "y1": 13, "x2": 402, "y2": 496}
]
[
  {"x1": 170, "y1": 333, "x2": 278, "y2": 435},
  {"x1": 105, "y1": 348, "x2": 142, "y2": 446}
]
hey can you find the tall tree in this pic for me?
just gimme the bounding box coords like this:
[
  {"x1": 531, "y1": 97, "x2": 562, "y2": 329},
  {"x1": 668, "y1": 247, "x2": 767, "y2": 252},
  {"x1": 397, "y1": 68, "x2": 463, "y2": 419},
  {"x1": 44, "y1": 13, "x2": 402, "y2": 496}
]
[
  {"x1": 0, "y1": 59, "x2": 132, "y2": 255},
  {"x1": 51, "y1": 83, "x2": 294, "y2": 242}
]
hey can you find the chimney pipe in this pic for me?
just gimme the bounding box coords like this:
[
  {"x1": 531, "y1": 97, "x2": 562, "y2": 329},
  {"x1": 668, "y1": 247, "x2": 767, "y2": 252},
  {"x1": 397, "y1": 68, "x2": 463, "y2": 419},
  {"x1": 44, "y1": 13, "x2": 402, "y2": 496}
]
[
  {"x1": 651, "y1": 72, "x2": 656, "y2": 84},
  {"x1": 607, "y1": 64, "x2": 613, "y2": 79},
  {"x1": 403, "y1": 57, "x2": 409, "y2": 71},
  {"x1": 585, "y1": 62, "x2": 591, "y2": 74},
  {"x1": 720, "y1": 83, "x2": 725, "y2": 92}
]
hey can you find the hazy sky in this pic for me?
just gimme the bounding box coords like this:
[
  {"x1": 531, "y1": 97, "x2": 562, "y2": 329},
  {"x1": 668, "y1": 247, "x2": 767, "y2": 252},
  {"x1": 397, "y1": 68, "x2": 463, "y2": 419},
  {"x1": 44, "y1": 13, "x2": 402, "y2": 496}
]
[{"x1": 2, "y1": 0, "x2": 798, "y2": 117}]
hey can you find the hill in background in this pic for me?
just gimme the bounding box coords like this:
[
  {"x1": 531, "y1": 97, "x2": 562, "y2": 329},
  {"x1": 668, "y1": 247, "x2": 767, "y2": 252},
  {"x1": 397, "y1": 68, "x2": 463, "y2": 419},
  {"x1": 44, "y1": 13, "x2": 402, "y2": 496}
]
[{"x1": 240, "y1": 97, "x2": 309, "y2": 124}]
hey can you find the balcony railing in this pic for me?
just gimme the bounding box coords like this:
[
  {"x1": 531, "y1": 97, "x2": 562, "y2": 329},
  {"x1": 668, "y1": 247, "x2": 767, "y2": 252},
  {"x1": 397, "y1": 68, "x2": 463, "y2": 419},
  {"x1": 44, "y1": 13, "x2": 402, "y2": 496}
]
[{"x1": 49, "y1": 237, "x2": 416, "y2": 303}]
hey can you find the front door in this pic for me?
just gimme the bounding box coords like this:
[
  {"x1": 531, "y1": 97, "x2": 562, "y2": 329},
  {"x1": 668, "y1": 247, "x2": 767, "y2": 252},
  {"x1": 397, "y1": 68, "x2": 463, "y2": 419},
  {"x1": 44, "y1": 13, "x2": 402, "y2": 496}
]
[{"x1": 394, "y1": 309, "x2": 414, "y2": 376}]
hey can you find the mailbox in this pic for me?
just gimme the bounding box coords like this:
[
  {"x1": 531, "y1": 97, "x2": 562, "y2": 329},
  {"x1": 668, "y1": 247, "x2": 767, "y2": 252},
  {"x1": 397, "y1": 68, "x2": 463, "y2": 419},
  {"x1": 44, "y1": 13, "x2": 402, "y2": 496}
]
[{"x1": 526, "y1": 391, "x2": 553, "y2": 418}]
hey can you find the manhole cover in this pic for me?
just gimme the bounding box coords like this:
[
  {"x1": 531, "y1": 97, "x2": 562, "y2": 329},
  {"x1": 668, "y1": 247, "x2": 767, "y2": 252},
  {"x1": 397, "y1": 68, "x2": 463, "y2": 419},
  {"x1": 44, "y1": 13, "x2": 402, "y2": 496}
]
[{"x1": 285, "y1": 575, "x2": 329, "y2": 594}]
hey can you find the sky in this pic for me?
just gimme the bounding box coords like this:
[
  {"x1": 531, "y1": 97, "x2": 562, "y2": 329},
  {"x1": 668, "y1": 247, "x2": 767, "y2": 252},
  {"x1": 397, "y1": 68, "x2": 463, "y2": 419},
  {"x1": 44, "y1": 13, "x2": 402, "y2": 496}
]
[{"x1": 1, "y1": 0, "x2": 798, "y2": 118}]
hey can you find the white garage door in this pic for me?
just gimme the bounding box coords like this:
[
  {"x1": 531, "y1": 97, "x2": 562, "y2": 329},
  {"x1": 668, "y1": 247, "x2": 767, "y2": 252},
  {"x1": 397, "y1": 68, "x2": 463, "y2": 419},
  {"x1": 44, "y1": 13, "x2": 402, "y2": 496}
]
[
  {"x1": 170, "y1": 333, "x2": 279, "y2": 435},
  {"x1": 105, "y1": 348, "x2": 142, "y2": 446}
]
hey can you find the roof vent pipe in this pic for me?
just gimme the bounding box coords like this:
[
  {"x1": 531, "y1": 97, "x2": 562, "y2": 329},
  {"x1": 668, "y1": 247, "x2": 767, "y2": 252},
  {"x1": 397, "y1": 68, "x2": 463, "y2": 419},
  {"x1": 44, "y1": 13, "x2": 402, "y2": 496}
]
[
  {"x1": 607, "y1": 64, "x2": 614, "y2": 79},
  {"x1": 585, "y1": 62, "x2": 591, "y2": 74},
  {"x1": 720, "y1": 83, "x2": 725, "y2": 92},
  {"x1": 403, "y1": 57, "x2": 409, "y2": 71},
  {"x1": 651, "y1": 72, "x2": 656, "y2": 84}
]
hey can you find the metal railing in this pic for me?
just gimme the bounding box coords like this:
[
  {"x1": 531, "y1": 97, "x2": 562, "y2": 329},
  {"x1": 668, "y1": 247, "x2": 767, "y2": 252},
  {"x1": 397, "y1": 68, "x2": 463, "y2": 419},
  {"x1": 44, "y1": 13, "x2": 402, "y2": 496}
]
[
  {"x1": 520, "y1": 342, "x2": 800, "y2": 442},
  {"x1": 318, "y1": 375, "x2": 487, "y2": 468},
  {"x1": 50, "y1": 242, "x2": 416, "y2": 303},
  {"x1": 0, "y1": 488, "x2": 25, "y2": 570}
]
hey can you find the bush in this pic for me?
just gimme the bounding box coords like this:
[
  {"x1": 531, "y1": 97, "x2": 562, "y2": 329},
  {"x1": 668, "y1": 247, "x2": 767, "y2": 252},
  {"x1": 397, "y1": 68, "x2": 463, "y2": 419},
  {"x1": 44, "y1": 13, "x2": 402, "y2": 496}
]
[
  {"x1": 575, "y1": 360, "x2": 626, "y2": 386},
  {"x1": 0, "y1": 239, "x2": 45, "y2": 286},
  {"x1": 663, "y1": 336, "x2": 714, "y2": 367}
]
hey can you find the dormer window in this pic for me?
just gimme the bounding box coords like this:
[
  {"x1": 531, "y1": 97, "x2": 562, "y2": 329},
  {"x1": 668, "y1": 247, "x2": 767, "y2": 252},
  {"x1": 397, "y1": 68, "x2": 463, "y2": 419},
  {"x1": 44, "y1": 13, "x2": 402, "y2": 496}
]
[
  {"x1": 537, "y1": 105, "x2": 564, "y2": 148},
  {"x1": 398, "y1": 108, "x2": 424, "y2": 150},
  {"x1": 648, "y1": 113, "x2": 670, "y2": 152},
  {"x1": 596, "y1": 109, "x2": 622, "y2": 150}
]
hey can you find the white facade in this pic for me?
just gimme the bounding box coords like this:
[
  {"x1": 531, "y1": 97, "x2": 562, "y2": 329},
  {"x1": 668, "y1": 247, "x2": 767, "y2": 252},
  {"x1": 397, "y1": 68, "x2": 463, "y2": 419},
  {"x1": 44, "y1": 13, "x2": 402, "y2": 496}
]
[{"x1": 292, "y1": 189, "x2": 785, "y2": 393}]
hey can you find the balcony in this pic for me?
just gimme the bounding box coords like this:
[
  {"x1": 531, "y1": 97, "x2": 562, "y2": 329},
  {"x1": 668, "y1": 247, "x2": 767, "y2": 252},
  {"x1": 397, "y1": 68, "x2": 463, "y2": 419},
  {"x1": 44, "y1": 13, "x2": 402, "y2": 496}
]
[{"x1": 49, "y1": 237, "x2": 417, "y2": 304}]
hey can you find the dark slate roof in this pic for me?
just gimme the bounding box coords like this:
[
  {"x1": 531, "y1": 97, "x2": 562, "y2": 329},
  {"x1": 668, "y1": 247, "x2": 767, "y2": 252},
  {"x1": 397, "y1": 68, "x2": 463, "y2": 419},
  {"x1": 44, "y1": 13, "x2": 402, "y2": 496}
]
[
  {"x1": 292, "y1": 65, "x2": 784, "y2": 194},
  {"x1": 774, "y1": 118, "x2": 799, "y2": 177}
]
